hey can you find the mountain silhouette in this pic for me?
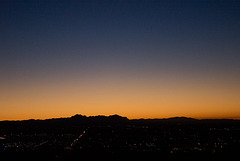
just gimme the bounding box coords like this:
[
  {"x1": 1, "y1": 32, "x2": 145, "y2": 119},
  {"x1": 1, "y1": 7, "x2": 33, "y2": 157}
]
[{"x1": 0, "y1": 115, "x2": 239, "y2": 128}]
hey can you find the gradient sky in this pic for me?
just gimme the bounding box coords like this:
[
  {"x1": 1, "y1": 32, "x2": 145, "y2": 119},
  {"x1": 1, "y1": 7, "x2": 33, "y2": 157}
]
[{"x1": 0, "y1": 0, "x2": 240, "y2": 120}]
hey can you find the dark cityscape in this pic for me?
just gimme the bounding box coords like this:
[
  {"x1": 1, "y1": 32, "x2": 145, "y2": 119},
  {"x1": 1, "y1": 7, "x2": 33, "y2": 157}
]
[{"x1": 1, "y1": 115, "x2": 240, "y2": 161}]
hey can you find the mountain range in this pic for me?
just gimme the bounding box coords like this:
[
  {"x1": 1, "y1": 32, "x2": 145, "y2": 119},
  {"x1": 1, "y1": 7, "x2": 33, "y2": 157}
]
[{"x1": 0, "y1": 114, "x2": 239, "y2": 125}]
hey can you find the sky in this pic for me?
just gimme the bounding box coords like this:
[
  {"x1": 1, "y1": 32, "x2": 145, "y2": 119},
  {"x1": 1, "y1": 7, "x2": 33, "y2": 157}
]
[{"x1": 0, "y1": 0, "x2": 240, "y2": 120}]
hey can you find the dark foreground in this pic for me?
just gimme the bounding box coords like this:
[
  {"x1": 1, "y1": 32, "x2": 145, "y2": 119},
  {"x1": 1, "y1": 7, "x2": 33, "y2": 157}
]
[
  {"x1": 1, "y1": 150, "x2": 239, "y2": 161},
  {"x1": 1, "y1": 115, "x2": 240, "y2": 160}
]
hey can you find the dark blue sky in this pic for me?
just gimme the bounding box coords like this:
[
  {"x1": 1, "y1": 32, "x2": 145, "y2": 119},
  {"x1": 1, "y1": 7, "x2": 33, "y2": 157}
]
[
  {"x1": 1, "y1": 0, "x2": 240, "y2": 75},
  {"x1": 0, "y1": 0, "x2": 240, "y2": 119}
]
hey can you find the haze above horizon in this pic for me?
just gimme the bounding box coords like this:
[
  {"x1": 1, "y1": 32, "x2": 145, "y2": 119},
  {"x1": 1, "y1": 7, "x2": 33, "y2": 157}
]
[{"x1": 0, "y1": 0, "x2": 240, "y2": 121}]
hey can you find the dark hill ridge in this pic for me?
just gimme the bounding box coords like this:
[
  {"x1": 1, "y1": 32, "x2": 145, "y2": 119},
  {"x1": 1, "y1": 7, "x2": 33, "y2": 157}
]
[
  {"x1": 0, "y1": 114, "x2": 129, "y2": 128},
  {"x1": 157, "y1": 116, "x2": 198, "y2": 122},
  {"x1": 69, "y1": 114, "x2": 129, "y2": 124},
  {"x1": 0, "y1": 115, "x2": 239, "y2": 126},
  {"x1": 0, "y1": 114, "x2": 130, "y2": 134},
  {"x1": 0, "y1": 115, "x2": 240, "y2": 136},
  {"x1": 71, "y1": 114, "x2": 128, "y2": 121}
]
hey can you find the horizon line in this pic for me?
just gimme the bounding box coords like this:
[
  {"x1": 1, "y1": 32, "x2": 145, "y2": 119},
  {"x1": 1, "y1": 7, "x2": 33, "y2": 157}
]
[{"x1": 1, "y1": 114, "x2": 240, "y2": 122}]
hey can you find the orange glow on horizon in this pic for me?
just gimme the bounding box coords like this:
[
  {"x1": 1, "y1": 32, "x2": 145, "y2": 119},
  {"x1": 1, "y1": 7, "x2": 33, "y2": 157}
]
[{"x1": 0, "y1": 72, "x2": 239, "y2": 121}]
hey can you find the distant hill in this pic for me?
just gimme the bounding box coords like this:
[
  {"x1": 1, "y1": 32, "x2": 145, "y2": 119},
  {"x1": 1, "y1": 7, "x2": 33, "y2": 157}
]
[
  {"x1": 0, "y1": 114, "x2": 129, "y2": 129},
  {"x1": 130, "y1": 116, "x2": 199, "y2": 125},
  {"x1": 0, "y1": 115, "x2": 239, "y2": 128},
  {"x1": 70, "y1": 114, "x2": 129, "y2": 124}
]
